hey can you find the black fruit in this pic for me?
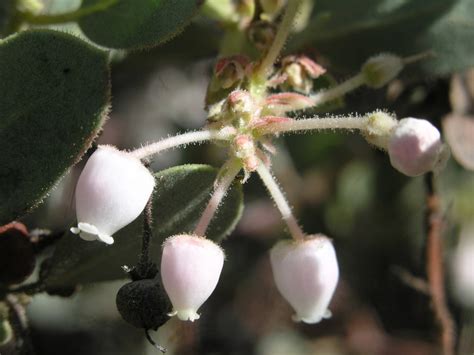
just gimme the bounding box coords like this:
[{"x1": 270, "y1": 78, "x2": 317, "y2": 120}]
[{"x1": 116, "y1": 278, "x2": 172, "y2": 330}]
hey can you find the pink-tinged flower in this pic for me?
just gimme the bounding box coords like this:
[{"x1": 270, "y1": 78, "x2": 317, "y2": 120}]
[
  {"x1": 71, "y1": 145, "x2": 155, "y2": 245},
  {"x1": 388, "y1": 118, "x2": 442, "y2": 176},
  {"x1": 270, "y1": 235, "x2": 339, "y2": 324},
  {"x1": 161, "y1": 234, "x2": 225, "y2": 321}
]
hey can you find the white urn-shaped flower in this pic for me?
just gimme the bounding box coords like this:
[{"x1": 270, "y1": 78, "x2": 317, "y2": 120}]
[
  {"x1": 71, "y1": 145, "x2": 155, "y2": 244},
  {"x1": 161, "y1": 234, "x2": 225, "y2": 321},
  {"x1": 270, "y1": 234, "x2": 339, "y2": 324}
]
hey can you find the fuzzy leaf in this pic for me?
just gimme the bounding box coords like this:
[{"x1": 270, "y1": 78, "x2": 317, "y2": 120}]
[
  {"x1": 0, "y1": 29, "x2": 110, "y2": 225},
  {"x1": 290, "y1": 0, "x2": 474, "y2": 77},
  {"x1": 44, "y1": 164, "x2": 243, "y2": 287},
  {"x1": 78, "y1": 0, "x2": 201, "y2": 50}
]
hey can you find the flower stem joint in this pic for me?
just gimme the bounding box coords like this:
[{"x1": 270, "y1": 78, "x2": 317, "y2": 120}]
[{"x1": 71, "y1": 145, "x2": 155, "y2": 244}]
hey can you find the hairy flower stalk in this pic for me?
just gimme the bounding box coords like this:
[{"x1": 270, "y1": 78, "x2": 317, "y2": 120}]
[
  {"x1": 257, "y1": 115, "x2": 370, "y2": 135},
  {"x1": 193, "y1": 159, "x2": 242, "y2": 237},
  {"x1": 256, "y1": 161, "x2": 305, "y2": 241},
  {"x1": 130, "y1": 129, "x2": 232, "y2": 160}
]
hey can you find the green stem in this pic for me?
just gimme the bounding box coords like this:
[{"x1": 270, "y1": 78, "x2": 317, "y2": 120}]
[
  {"x1": 193, "y1": 159, "x2": 241, "y2": 237},
  {"x1": 20, "y1": 0, "x2": 117, "y2": 25},
  {"x1": 255, "y1": 0, "x2": 302, "y2": 79}
]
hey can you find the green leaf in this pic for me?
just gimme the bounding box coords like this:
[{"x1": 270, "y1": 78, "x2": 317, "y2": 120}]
[
  {"x1": 44, "y1": 164, "x2": 243, "y2": 287},
  {"x1": 0, "y1": 29, "x2": 110, "y2": 225},
  {"x1": 78, "y1": 0, "x2": 202, "y2": 50},
  {"x1": 290, "y1": 0, "x2": 474, "y2": 77}
]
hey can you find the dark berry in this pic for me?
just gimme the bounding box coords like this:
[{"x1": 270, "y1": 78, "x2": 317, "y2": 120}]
[{"x1": 116, "y1": 278, "x2": 171, "y2": 330}]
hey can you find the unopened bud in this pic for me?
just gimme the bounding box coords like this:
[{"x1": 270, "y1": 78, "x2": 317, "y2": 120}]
[
  {"x1": 270, "y1": 235, "x2": 339, "y2": 324},
  {"x1": 248, "y1": 20, "x2": 277, "y2": 52},
  {"x1": 215, "y1": 55, "x2": 250, "y2": 89},
  {"x1": 265, "y1": 92, "x2": 314, "y2": 114},
  {"x1": 233, "y1": 134, "x2": 259, "y2": 172},
  {"x1": 388, "y1": 118, "x2": 442, "y2": 176},
  {"x1": 71, "y1": 146, "x2": 155, "y2": 244},
  {"x1": 362, "y1": 54, "x2": 403, "y2": 88},
  {"x1": 161, "y1": 234, "x2": 225, "y2": 321},
  {"x1": 278, "y1": 55, "x2": 326, "y2": 94},
  {"x1": 223, "y1": 90, "x2": 258, "y2": 125}
]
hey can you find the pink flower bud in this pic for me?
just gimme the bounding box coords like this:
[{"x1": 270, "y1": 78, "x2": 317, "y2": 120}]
[
  {"x1": 388, "y1": 118, "x2": 442, "y2": 176},
  {"x1": 161, "y1": 234, "x2": 225, "y2": 321},
  {"x1": 270, "y1": 235, "x2": 339, "y2": 324},
  {"x1": 70, "y1": 145, "x2": 155, "y2": 244}
]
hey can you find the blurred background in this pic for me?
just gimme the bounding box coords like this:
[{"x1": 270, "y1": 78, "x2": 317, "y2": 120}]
[{"x1": 2, "y1": 0, "x2": 474, "y2": 354}]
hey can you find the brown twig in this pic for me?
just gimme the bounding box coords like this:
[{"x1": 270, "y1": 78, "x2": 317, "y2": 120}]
[{"x1": 424, "y1": 173, "x2": 456, "y2": 355}]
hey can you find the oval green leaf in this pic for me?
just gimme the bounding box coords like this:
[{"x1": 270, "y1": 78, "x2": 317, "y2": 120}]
[
  {"x1": 44, "y1": 164, "x2": 243, "y2": 287},
  {"x1": 78, "y1": 0, "x2": 202, "y2": 49},
  {"x1": 0, "y1": 29, "x2": 110, "y2": 224}
]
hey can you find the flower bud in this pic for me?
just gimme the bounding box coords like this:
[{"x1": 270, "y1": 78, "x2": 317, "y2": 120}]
[
  {"x1": 214, "y1": 55, "x2": 250, "y2": 89},
  {"x1": 270, "y1": 235, "x2": 339, "y2": 324},
  {"x1": 71, "y1": 145, "x2": 155, "y2": 244},
  {"x1": 278, "y1": 55, "x2": 326, "y2": 94},
  {"x1": 161, "y1": 234, "x2": 225, "y2": 321},
  {"x1": 388, "y1": 118, "x2": 442, "y2": 176},
  {"x1": 362, "y1": 53, "x2": 403, "y2": 88},
  {"x1": 247, "y1": 20, "x2": 277, "y2": 52}
]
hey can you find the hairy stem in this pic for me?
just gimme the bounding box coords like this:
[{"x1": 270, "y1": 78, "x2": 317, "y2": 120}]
[
  {"x1": 310, "y1": 73, "x2": 366, "y2": 107},
  {"x1": 134, "y1": 196, "x2": 157, "y2": 280},
  {"x1": 256, "y1": 0, "x2": 302, "y2": 78},
  {"x1": 258, "y1": 115, "x2": 369, "y2": 135},
  {"x1": 193, "y1": 159, "x2": 241, "y2": 237},
  {"x1": 130, "y1": 130, "x2": 230, "y2": 160},
  {"x1": 256, "y1": 162, "x2": 305, "y2": 241},
  {"x1": 424, "y1": 173, "x2": 456, "y2": 355},
  {"x1": 20, "y1": 0, "x2": 117, "y2": 25}
]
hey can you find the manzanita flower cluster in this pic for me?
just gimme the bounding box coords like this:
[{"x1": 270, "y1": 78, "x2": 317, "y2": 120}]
[{"x1": 69, "y1": 0, "x2": 447, "y2": 349}]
